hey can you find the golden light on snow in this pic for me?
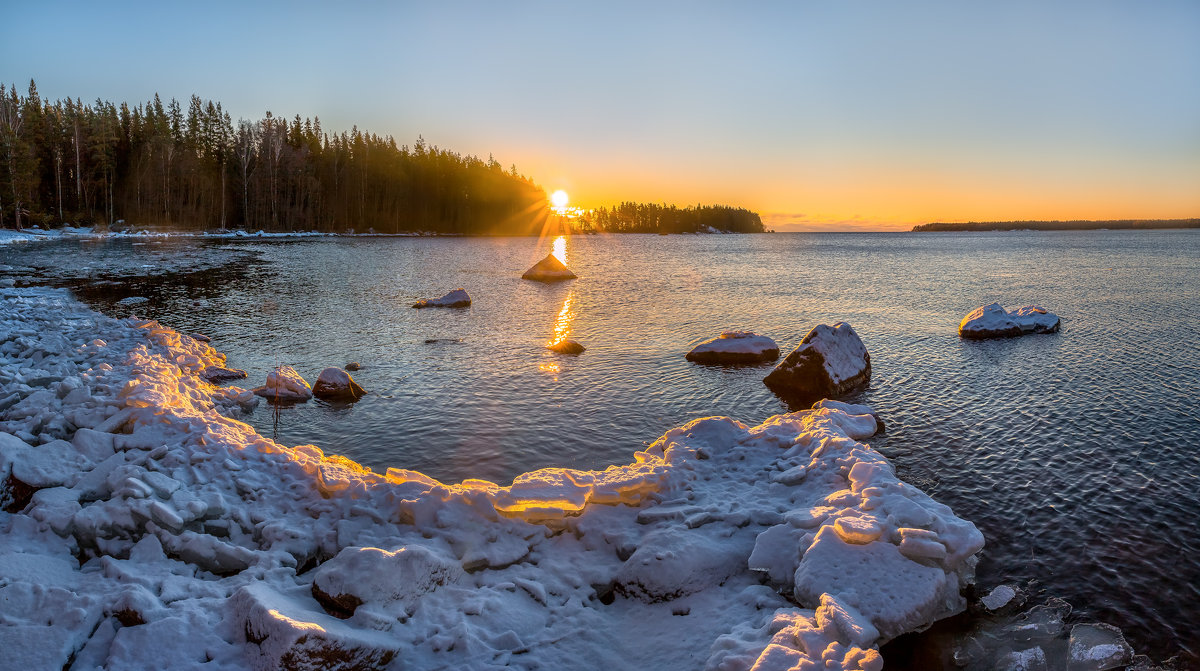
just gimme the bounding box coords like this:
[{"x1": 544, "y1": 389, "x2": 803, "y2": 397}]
[
  {"x1": 550, "y1": 190, "x2": 569, "y2": 209},
  {"x1": 551, "y1": 235, "x2": 567, "y2": 265}
]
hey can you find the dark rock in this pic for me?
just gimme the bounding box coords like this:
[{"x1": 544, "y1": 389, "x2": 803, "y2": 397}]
[
  {"x1": 344, "y1": 362, "x2": 361, "y2": 372},
  {"x1": 200, "y1": 366, "x2": 248, "y2": 383},
  {"x1": 547, "y1": 339, "x2": 585, "y2": 355},
  {"x1": 412, "y1": 288, "x2": 470, "y2": 309},
  {"x1": 522, "y1": 254, "x2": 576, "y2": 283},
  {"x1": 311, "y1": 368, "x2": 367, "y2": 401}
]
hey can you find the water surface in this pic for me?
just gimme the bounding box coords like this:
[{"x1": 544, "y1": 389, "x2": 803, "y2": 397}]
[{"x1": 4, "y1": 230, "x2": 1197, "y2": 665}]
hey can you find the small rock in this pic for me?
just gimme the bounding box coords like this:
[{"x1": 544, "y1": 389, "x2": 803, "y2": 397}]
[
  {"x1": 412, "y1": 288, "x2": 470, "y2": 308},
  {"x1": 200, "y1": 366, "x2": 247, "y2": 383},
  {"x1": 344, "y1": 362, "x2": 361, "y2": 371},
  {"x1": 547, "y1": 339, "x2": 585, "y2": 355},
  {"x1": 252, "y1": 366, "x2": 312, "y2": 401},
  {"x1": 686, "y1": 331, "x2": 779, "y2": 364}
]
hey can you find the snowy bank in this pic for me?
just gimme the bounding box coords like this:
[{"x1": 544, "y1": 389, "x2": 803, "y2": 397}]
[
  {"x1": 0, "y1": 288, "x2": 982, "y2": 670},
  {"x1": 686, "y1": 331, "x2": 780, "y2": 365},
  {"x1": 958, "y1": 303, "x2": 1061, "y2": 339}
]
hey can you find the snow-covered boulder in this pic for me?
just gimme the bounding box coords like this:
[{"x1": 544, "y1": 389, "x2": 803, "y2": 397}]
[
  {"x1": 958, "y1": 303, "x2": 1061, "y2": 339},
  {"x1": 200, "y1": 365, "x2": 247, "y2": 383},
  {"x1": 686, "y1": 331, "x2": 779, "y2": 364},
  {"x1": 311, "y1": 367, "x2": 366, "y2": 401},
  {"x1": 412, "y1": 288, "x2": 471, "y2": 309},
  {"x1": 310, "y1": 546, "x2": 462, "y2": 618},
  {"x1": 547, "y1": 339, "x2": 585, "y2": 354},
  {"x1": 252, "y1": 366, "x2": 312, "y2": 401},
  {"x1": 521, "y1": 254, "x2": 576, "y2": 282},
  {"x1": 763, "y1": 322, "x2": 871, "y2": 398}
]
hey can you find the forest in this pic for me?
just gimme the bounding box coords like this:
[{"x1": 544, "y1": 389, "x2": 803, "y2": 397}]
[
  {"x1": 0, "y1": 81, "x2": 550, "y2": 234},
  {"x1": 577, "y1": 202, "x2": 763, "y2": 234}
]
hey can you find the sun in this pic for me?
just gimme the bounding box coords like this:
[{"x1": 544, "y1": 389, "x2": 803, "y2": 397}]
[{"x1": 550, "y1": 190, "x2": 569, "y2": 209}]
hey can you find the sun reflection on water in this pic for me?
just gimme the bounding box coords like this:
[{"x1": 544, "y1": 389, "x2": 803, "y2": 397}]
[
  {"x1": 540, "y1": 289, "x2": 577, "y2": 377},
  {"x1": 551, "y1": 235, "x2": 567, "y2": 265}
]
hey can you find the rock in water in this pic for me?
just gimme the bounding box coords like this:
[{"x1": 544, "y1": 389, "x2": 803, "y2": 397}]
[
  {"x1": 200, "y1": 366, "x2": 247, "y2": 383},
  {"x1": 763, "y1": 322, "x2": 870, "y2": 397},
  {"x1": 412, "y1": 288, "x2": 471, "y2": 309},
  {"x1": 522, "y1": 254, "x2": 576, "y2": 282},
  {"x1": 344, "y1": 362, "x2": 361, "y2": 371},
  {"x1": 959, "y1": 303, "x2": 1061, "y2": 339},
  {"x1": 252, "y1": 366, "x2": 313, "y2": 401},
  {"x1": 312, "y1": 367, "x2": 367, "y2": 401},
  {"x1": 686, "y1": 331, "x2": 779, "y2": 364},
  {"x1": 547, "y1": 339, "x2": 585, "y2": 355}
]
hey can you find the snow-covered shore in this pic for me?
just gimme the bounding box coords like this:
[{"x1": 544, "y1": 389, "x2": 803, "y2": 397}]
[{"x1": 0, "y1": 286, "x2": 984, "y2": 670}]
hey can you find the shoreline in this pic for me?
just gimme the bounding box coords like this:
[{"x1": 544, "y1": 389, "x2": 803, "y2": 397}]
[{"x1": 0, "y1": 284, "x2": 985, "y2": 670}]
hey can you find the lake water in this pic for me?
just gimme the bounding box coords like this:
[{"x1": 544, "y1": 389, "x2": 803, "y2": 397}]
[{"x1": 4, "y1": 230, "x2": 1198, "y2": 665}]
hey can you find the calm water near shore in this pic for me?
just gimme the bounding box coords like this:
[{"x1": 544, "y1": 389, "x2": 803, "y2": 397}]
[{"x1": 3, "y1": 230, "x2": 1198, "y2": 665}]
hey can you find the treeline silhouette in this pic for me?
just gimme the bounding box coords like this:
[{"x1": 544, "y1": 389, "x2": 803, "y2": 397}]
[
  {"x1": 579, "y1": 202, "x2": 763, "y2": 234},
  {"x1": 0, "y1": 80, "x2": 548, "y2": 234},
  {"x1": 913, "y1": 219, "x2": 1200, "y2": 232}
]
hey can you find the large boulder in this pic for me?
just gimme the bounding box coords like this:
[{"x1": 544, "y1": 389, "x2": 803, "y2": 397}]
[
  {"x1": 252, "y1": 366, "x2": 313, "y2": 401},
  {"x1": 686, "y1": 331, "x2": 779, "y2": 364},
  {"x1": 311, "y1": 368, "x2": 366, "y2": 401},
  {"x1": 412, "y1": 288, "x2": 470, "y2": 309},
  {"x1": 763, "y1": 322, "x2": 870, "y2": 398},
  {"x1": 959, "y1": 303, "x2": 1060, "y2": 339},
  {"x1": 522, "y1": 254, "x2": 576, "y2": 282}
]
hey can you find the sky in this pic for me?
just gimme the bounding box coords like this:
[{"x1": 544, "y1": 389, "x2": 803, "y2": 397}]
[{"x1": 3, "y1": 0, "x2": 1198, "y2": 231}]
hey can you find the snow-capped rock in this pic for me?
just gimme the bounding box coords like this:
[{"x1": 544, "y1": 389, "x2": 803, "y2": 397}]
[
  {"x1": 958, "y1": 303, "x2": 1061, "y2": 339},
  {"x1": 412, "y1": 288, "x2": 471, "y2": 309},
  {"x1": 521, "y1": 254, "x2": 576, "y2": 282},
  {"x1": 763, "y1": 322, "x2": 871, "y2": 398},
  {"x1": 252, "y1": 365, "x2": 313, "y2": 401},
  {"x1": 686, "y1": 331, "x2": 779, "y2": 364},
  {"x1": 311, "y1": 367, "x2": 367, "y2": 401}
]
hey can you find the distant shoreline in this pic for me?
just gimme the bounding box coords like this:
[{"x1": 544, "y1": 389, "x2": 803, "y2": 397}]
[{"x1": 911, "y1": 219, "x2": 1200, "y2": 232}]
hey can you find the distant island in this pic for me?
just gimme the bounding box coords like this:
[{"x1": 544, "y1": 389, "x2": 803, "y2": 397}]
[
  {"x1": 912, "y1": 219, "x2": 1200, "y2": 232},
  {"x1": 0, "y1": 81, "x2": 763, "y2": 237}
]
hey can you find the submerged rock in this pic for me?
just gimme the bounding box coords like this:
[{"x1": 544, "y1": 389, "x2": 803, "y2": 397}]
[
  {"x1": 686, "y1": 331, "x2": 779, "y2": 364},
  {"x1": 311, "y1": 367, "x2": 366, "y2": 401},
  {"x1": 763, "y1": 322, "x2": 871, "y2": 398},
  {"x1": 200, "y1": 365, "x2": 247, "y2": 383},
  {"x1": 547, "y1": 339, "x2": 585, "y2": 355},
  {"x1": 412, "y1": 288, "x2": 471, "y2": 309},
  {"x1": 959, "y1": 303, "x2": 1061, "y2": 339},
  {"x1": 522, "y1": 254, "x2": 576, "y2": 282},
  {"x1": 252, "y1": 366, "x2": 312, "y2": 401}
]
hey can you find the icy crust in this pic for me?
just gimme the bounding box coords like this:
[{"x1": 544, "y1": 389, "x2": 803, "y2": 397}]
[
  {"x1": 958, "y1": 303, "x2": 1061, "y2": 339},
  {"x1": 686, "y1": 331, "x2": 781, "y2": 364},
  {"x1": 0, "y1": 288, "x2": 983, "y2": 670}
]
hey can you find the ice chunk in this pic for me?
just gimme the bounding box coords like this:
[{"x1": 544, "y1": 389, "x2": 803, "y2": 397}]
[
  {"x1": 1067, "y1": 623, "x2": 1133, "y2": 671},
  {"x1": 982, "y1": 584, "x2": 1019, "y2": 611}
]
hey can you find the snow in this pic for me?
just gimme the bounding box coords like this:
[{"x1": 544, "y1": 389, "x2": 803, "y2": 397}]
[
  {"x1": 687, "y1": 331, "x2": 780, "y2": 364},
  {"x1": 763, "y1": 322, "x2": 871, "y2": 398},
  {"x1": 412, "y1": 288, "x2": 471, "y2": 309},
  {"x1": 0, "y1": 285, "x2": 986, "y2": 670},
  {"x1": 521, "y1": 253, "x2": 577, "y2": 282},
  {"x1": 958, "y1": 303, "x2": 1061, "y2": 339}
]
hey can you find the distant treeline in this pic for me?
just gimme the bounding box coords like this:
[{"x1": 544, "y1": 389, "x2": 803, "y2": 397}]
[
  {"x1": 0, "y1": 80, "x2": 548, "y2": 234},
  {"x1": 913, "y1": 219, "x2": 1200, "y2": 232},
  {"x1": 578, "y1": 202, "x2": 764, "y2": 234}
]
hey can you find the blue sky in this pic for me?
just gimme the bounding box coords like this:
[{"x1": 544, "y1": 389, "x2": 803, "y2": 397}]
[{"x1": 4, "y1": 0, "x2": 1198, "y2": 229}]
